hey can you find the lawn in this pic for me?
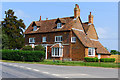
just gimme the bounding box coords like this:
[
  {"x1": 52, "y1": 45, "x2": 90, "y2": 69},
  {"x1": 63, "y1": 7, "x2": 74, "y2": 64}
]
[{"x1": 1, "y1": 59, "x2": 120, "y2": 68}]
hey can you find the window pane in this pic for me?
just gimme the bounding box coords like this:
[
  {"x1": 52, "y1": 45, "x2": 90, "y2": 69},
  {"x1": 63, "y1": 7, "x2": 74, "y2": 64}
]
[
  {"x1": 88, "y1": 48, "x2": 91, "y2": 55},
  {"x1": 33, "y1": 26, "x2": 37, "y2": 31}
]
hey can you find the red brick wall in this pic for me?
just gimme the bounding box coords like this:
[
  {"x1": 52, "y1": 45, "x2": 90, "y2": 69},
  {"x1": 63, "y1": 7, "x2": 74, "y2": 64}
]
[
  {"x1": 71, "y1": 31, "x2": 85, "y2": 61},
  {"x1": 25, "y1": 31, "x2": 71, "y2": 45}
]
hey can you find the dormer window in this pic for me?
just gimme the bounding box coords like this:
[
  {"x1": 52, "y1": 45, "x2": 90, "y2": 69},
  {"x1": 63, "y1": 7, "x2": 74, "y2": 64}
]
[
  {"x1": 57, "y1": 23, "x2": 62, "y2": 29},
  {"x1": 33, "y1": 26, "x2": 37, "y2": 31}
]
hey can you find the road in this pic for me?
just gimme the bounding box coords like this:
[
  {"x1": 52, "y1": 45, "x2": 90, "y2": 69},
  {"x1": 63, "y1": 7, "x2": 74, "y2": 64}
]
[{"x1": 0, "y1": 62, "x2": 118, "y2": 78}]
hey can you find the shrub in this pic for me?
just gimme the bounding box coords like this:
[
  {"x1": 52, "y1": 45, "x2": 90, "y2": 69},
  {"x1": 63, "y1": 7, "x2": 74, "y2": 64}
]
[
  {"x1": 84, "y1": 57, "x2": 99, "y2": 62},
  {"x1": 34, "y1": 45, "x2": 45, "y2": 51},
  {"x1": 22, "y1": 45, "x2": 45, "y2": 51},
  {"x1": 100, "y1": 58, "x2": 115, "y2": 62},
  {"x1": 22, "y1": 45, "x2": 33, "y2": 51},
  {"x1": 2, "y1": 49, "x2": 45, "y2": 62}
]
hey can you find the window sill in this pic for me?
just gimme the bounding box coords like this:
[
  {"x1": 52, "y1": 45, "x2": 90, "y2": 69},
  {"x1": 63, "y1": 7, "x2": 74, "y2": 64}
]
[
  {"x1": 52, "y1": 56, "x2": 63, "y2": 57},
  {"x1": 55, "y1": 41, "x2": 62, "y2": 42},
  {"x1": 29, "y1": 42, "x2": 35, "y2": 43},
  {"x1": 42, "y1": 41, "x2": 46, "y2": 43},
  {"x1": 88, "y1": 55, "x2": 95, "y2": 57},
  {"x1": 71, "y1": 41, "x2": 76, "y2": 43}
]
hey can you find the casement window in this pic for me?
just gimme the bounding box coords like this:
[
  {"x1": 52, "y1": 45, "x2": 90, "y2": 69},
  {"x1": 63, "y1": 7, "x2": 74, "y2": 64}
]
[
  {"x1": 88, "y1": 48, "x2": 95, "y2": 56},
  {"x1": 42, "y1": 37, "x2": 46, "y2": 42},
  {"x1": 33, "y1": 26, "x2": 37, "y2": 31},
  {"x1": 55, "y1": 36, "x2": 62, "y2": 42},
  {"x1": 29, "y1": 38, "x2": 35, "y2": 43},
  {"x1": 71, "y1": 37, "x2": 76, "y2": 43},
  {"x1": 57, "y1": 23, "x2": 62, "y2": 29},
  {"x1": 52, "y1": 48, "x2": 63, "y2": 57}
]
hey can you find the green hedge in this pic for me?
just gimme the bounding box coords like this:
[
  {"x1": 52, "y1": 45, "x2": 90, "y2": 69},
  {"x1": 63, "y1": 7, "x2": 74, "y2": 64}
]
[
  {"x1": 1, "y1": 50, "x2": 45, "y2": 62},
  {"x1": 84, "y1": 57, "x2": 99, "y2": 62},
  {"x1": 100, "y1": 58, "x2": 115, "y2": 62}
]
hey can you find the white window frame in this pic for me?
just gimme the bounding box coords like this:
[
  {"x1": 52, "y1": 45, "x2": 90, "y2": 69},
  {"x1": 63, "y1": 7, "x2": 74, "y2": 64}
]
[
  {"x1": 98, "y1": 54, "x2": 101, "y2": 59},
  {"x1": 42, "y1": 37, "x2": 46, "y2": 42},
  {"x1": 55, "y1": 36, "x2": 62, "y2": 42},
  {"x1": 57, "y1": 23, "x2": 62, "y2": 29},
  {"x1": 33, "y1": 26, "x2": 37, "y2": 31},
  {"x1": 29, "y1": 38, "x2": 35, "y2": 43},
  {"x1": 71, "y1": 37, "x2": 76, "y2": 43},
  {"x1": 52, "y1": 47, "x2": 63, "y2": 57},
  {"x1": 88, "y1": 48, "x2": 95, "y2": 56}
]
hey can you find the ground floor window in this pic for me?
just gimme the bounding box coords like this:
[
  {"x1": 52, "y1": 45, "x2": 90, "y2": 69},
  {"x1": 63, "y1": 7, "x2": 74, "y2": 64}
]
[
  {"x1": 52, "y1": 47, "x2": 63, "y2": 57},
  {"x1": 88, "y1": 48, "x2": 95, "y2": 56}
]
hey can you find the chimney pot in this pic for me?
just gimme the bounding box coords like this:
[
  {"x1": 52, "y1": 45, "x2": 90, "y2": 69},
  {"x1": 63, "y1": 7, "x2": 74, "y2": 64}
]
[
  {"x1": 88, "y1": 12, "x2": 93, "y2": 24},
  {"x1": 74, "y1": 4, "x2": 80, "y2": 18},
  {"x1": 40, "y1": 16, "x2": 41, "y2": 21}
]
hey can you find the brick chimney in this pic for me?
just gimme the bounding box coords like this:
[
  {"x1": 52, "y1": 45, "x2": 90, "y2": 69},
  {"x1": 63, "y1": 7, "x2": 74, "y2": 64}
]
[
  {"x1": 88, "y1": 12, "x2": 93, "y2": 24},
  {"x1": 46, "y1": 18, "x2": 48, "y2": 20},
  {"x1": 74, "y1": 4, "x2": 80, "y2": 18},
  {"x1": 39, "y1": 16, "x2": 41, "y2": 21}
]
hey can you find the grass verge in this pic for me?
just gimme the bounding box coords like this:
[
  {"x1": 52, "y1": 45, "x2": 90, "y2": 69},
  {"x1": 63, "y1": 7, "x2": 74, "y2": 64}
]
[{"x1": 1, "y1": 59, "x2": 120, "y2": 68}]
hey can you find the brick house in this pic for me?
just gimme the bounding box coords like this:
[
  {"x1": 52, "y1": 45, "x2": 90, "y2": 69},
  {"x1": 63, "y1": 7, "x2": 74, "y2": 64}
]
[{"x1": 24, "y1": 4, "x2": 111, "y2": 61}]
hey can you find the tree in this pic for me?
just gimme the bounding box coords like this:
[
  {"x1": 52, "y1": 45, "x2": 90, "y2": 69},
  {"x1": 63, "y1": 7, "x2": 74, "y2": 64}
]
[
  {"x1": 2, "y1": 9, "x2": 26, "y2": 49},
  {"x1": 110, "y1": 50, "x2": 119, "y2": 55}
]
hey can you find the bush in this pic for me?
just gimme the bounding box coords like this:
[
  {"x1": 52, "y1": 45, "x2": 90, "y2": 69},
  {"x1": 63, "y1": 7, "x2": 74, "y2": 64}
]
[
  {"x1": 100, "y1": 58, "x2": 115, "y2": 62},
  {"x1": 22, "y1": 45, "x2": 45, "y2": 51},
  {"x1": 84, "y1": 57, "x2": 99, "y2": 62},
  {"x1": 2, "y1": 50, "x2": 45, "y2": 62},
  {"x1": 34, "y1": 45, "x2": 45, "y2": 51},
  {"x1": 22, "y1": 45, "x2": 33, "y2": 51}
]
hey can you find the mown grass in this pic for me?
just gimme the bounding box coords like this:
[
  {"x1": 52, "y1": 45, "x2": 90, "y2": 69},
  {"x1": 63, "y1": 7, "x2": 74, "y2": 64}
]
[{"x1": 1, "y1": 59, "x2": 120, "y2": 68}]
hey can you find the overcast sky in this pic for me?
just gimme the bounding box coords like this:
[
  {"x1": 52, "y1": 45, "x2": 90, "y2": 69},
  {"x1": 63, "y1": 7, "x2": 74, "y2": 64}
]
[{"x1": 2, "y1": 2, "x2": 118, "y2": 51}]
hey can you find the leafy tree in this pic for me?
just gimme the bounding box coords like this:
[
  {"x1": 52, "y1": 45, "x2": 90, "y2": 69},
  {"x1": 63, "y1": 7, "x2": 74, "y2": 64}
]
[
  {"x1": 110, "y1": 50, "x2": 119, "y2": 55},
  {"x1": 1, "y1": 9, "x2": 26, "y2": 49}
]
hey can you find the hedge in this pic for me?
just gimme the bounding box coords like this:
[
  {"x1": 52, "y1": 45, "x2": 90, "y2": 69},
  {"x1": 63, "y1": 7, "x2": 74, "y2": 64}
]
[
  {"x1": 100, "y1": 58, "x2": 115, "y2": 62},
  {"x1": 84, "y1": 57, "x2": 99, "y2": 62},
  {"x1": 1, "y1": 50, "x2": 45, "y2": 62}
]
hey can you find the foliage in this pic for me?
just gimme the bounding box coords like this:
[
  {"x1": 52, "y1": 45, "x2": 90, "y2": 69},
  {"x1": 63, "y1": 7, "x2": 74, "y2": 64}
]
[
  {"x1": 34, "y1": 44, "x2": 45, "y2": 51},
  {"x1": 1, "y1": 9, "x2": 26, "y2": 49},
  {"x1": 22, "y1": 45, "x2": 33, "y2": 51},
  {"x1": 1, "y1": 50, "x2": 45, "y2": 62},
  {"x1": 100, "y1": 58, "x2": 115, "y2": 62},
  {"x1": 22, "y1": 44, "x2": 45, "y2": 51},
  {"x1": 110, "y1": 50, "x2": 120, "y2": 55},
  {"x1": 84, "y1": 57, "x2": 99, "y2": 62}
]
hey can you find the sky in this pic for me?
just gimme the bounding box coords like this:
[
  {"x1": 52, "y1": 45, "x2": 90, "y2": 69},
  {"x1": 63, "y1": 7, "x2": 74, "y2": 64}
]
[{"x1": 1, "y1": 2, "x2": 118, "y2": 51}]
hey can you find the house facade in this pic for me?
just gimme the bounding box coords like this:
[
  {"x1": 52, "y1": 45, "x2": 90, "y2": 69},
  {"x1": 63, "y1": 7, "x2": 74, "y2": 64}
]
[{"x1": 24, "y1": 4, "x2": 111, "y2": 61}]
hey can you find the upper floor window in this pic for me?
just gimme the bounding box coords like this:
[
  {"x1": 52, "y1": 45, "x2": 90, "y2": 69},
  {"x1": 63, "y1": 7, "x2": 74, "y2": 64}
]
[
  {"x1": 88, "y1": 48, "x2": 95, "y2": 56},
  {"x1": 42, "y1": 37, "x2": 46, "y2": 42},
  {"x1": 29, "y1": 38, "x2": 35, "y2": 43},
  {"x1": 71, "y1": 37, "x2": 76, "y2": 43},
  {"x1": 55, "y1": 36, "x2": 62, "y2": 42},
  {"x1": 33, "y1": 26, "x2": 37, "y2": 31},
  {"x1": 57, "y1": 23, "x2": 62, "y2": 29}
]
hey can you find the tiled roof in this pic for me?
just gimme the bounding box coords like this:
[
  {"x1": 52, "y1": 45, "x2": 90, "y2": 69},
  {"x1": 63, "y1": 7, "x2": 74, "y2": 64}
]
[
  {"x1": 72, "y1": 29, "x2": 110, "y2": 54},
  {"x1": 91, "y1": 41, "x2": 111, "y2": 54},
  {"x1": 24, "y1": 16, "x2": 76, "y2": 34},
  {"x1": 72, "y1": 29, "x2": 95, "y2": 48}
]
